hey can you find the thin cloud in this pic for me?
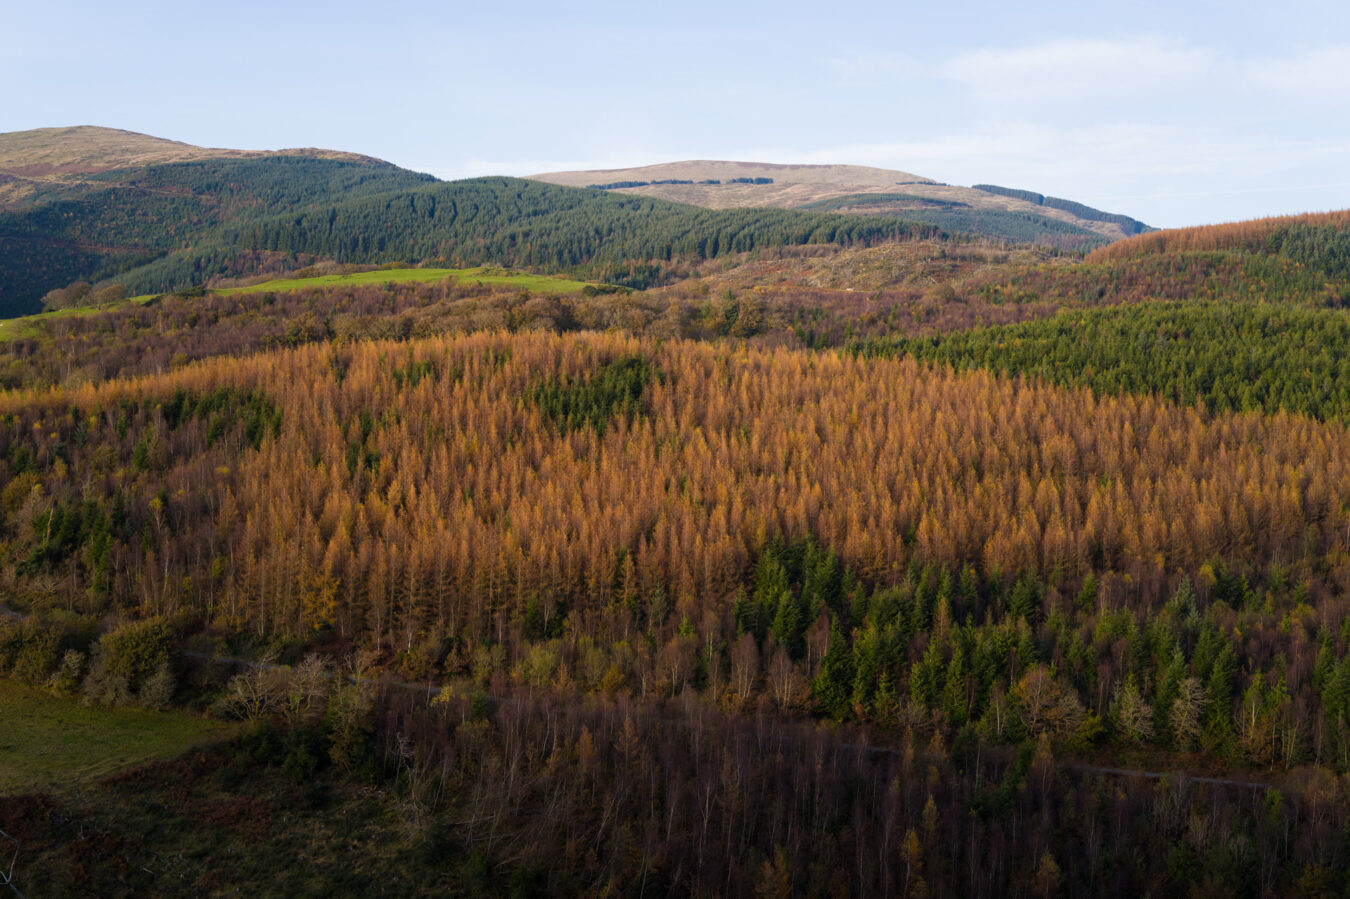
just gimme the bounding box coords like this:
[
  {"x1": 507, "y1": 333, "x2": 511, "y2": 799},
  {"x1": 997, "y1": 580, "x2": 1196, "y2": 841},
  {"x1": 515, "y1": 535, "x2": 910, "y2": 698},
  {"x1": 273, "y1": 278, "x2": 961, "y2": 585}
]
[
  {"x1": 825, "y1": 52, "x2": 924, "y2": 82},
  {"x1": 1250, "y1": 45, "x2": 1350, "y2": 95},
  {"x1": 940, "y1": 36, "x2": 1218, "y2": 100}
]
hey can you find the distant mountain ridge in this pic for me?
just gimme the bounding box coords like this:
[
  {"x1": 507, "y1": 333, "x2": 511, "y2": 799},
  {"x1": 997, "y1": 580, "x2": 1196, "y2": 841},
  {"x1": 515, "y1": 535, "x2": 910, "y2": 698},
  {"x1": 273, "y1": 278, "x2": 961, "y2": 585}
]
[
  {"x1": 0, "y1": 126, "x2": 1149, "y2": 318},
  {"x1": 0, "y1": 129, "x2": 953, "y2": 316},
  {"x1": 530, "y1": 160, "x2": 1150, "y2": 241},
  {"x1": 0, "y1": 126, "x2": 392, "y2": 212},
  {"x1": 0, "y1": 125, "x2": 391, "y2": 169}
]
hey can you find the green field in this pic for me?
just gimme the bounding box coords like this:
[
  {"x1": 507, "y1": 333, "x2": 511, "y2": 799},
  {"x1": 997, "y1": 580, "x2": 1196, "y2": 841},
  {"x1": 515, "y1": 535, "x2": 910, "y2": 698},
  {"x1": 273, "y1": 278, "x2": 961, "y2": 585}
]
[
  {"x1": 0, "y1": 267, "x2": 594, "y2": 343},
  {"x1": 0, "y1": 680, "x2": 234, "y2": 793},
  {"x1": 0, "y1": 293, "x2": 156, "y2": 341},
  {"x1": 216, "y1": 266, "x2": 594, "y2": 296}
]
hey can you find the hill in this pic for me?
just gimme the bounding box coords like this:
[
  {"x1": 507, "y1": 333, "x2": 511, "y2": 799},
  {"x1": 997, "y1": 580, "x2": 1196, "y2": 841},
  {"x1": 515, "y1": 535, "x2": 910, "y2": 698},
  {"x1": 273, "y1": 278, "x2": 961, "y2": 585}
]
[
  {"x1": 1086, "y1": 208, "x2": 1350, "y2": 272},
  {"x1": 0, "y1": 125, "x2": 390, "y2": 212},
  {"x1": 530, "y1": 160, "x2": 1149, "y2": 241},
  {"x1": 0, "y1": 133, "x2": 953, "y2": 316},
  {"x1": 7, "y1": 132, "x2": 1350, "y2": 897}
]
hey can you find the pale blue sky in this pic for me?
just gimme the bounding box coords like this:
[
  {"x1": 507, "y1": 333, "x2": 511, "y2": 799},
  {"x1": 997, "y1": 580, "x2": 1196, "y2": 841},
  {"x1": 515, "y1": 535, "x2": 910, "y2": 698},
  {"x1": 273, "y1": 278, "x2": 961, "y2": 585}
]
[{"x1": 3, "y1": 0, "x2": 1348, "y2": 227}]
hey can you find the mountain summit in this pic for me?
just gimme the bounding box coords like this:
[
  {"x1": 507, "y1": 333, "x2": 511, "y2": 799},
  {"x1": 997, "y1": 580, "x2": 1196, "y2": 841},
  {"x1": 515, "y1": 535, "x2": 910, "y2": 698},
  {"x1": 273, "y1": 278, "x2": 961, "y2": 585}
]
[{"x1": 531, "y1": 160, "x2": 1148, "y2": 240}]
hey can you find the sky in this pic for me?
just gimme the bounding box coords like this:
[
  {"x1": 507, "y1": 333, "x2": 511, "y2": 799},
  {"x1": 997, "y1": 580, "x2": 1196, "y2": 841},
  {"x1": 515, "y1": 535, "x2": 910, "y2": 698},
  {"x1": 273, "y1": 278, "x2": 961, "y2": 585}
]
[{"x1": 3, "y1": 0, "x2": 1348, "y2": 228}]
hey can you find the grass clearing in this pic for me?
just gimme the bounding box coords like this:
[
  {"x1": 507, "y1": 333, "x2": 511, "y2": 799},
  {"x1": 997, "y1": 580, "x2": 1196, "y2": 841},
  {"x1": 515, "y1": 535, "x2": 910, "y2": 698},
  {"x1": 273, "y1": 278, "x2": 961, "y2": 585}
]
[
  {"x1": 0, "y1": 294, "x2": 157, "y2": 342},
  {"x1": 216, "y1": 265, "x2": 593, "y2": 296},
  {"x1": 0, "y1": 267, "x2": 593, "y2": 342},
  {"x1": 0, "y1": 680, "x2": 234, "y2": 793}
]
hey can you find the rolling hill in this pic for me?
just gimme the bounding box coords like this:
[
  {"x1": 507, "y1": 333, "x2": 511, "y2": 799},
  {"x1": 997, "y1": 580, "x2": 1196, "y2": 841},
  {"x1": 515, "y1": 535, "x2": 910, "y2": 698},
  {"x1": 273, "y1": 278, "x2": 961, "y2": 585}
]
[
  {"x1": 0, "y1": 125, "x2": 391, "y2": 211},
  {"x1": 0, "y1": 128, "x2": 1160, "y2": 317},
  {"x1": 6, "y1": 130, "x2": 1350, "y2": 897},
  {"x1": 530, "y1": 160, "x2": 1150, "y2": 240},
  {"x1": 0, "y1": 129, "x2": 953, "y2": 317}
]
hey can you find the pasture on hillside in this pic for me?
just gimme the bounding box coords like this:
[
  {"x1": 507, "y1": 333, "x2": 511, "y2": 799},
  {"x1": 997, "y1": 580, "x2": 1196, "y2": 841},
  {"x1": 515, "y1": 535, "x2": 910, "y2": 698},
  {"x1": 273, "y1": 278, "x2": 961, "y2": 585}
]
[{"x1": 0, "y1": 680, "x2": 233, "y2": 793}]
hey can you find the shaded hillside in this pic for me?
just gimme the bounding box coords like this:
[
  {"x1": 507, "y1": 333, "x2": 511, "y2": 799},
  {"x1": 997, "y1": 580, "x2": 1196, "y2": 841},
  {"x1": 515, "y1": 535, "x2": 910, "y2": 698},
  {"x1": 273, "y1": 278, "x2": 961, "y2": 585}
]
[
  {"x1": 6, "y1": 688, "x2": 1341, "y2": 898},
  {"x1": 0, "y1": 155, "x2": 437, "y2": 315},
  {"x1": 531, "y1": 160, "x2": 1148, "y2": 241},
  {"x1": 800, "y1": 193, "x2": 1110, "y2": 247},
  {"x1": 972, "y1": 183, "x2": 1148, "y2": 235},
  {"x1": 0, "y1": 156, "x2": 945, "y2": 315}
]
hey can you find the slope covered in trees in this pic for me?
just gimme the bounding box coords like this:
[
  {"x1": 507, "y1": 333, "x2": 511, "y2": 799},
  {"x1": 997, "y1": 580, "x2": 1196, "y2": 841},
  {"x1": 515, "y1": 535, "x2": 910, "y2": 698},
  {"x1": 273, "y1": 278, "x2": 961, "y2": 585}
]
[
  {"x1": 1086, "y1": 210, "x2": 1350, "y2": 275},
  {"x1": 368, "y1": 689, "x2": 1350, "y2": 895},
  {"x1": 9, "y1": 682, "x2": 1346, "y2": 897},
  {"x1": 0, "y1": 156, "x2": 951, "y2": 315},
  {"x1": 798, "y1": 193, "x2": 1108, "y2": 249},
  {"x1": 0, "y1": 269, "x2": 1055, "y2": 391},
  {"x1": 0, "y1": 156, "x2": 436, "y2": 315},
  {"x1": 210, "y1": 177, "x2": 942, "y2": 289},
  {"x1": 5, "y1": 330, "x2": 1350, "y2": 782},
  {"x1": 8, "y1": 125, "x2": 1350, "y2": 896},
  {"x1": 961, "y1": 248, "x2": 1350, "y2": 310},
  {"x1": 858, "y1": 301, "x2": 1350, "y2": 421},
  {"x1": 972, "y1": 184, "x2": 1150, "y2": 235}
]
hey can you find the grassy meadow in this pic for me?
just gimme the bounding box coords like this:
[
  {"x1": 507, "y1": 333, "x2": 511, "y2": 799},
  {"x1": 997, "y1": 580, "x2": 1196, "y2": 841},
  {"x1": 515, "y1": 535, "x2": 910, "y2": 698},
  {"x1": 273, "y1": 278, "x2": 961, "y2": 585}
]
[
  {"x1": 215, "y1": 266, "x2": 595, "y2": 296},
  {"x1": 0, "y1": 680, "x2": 234, "y2": 793}
]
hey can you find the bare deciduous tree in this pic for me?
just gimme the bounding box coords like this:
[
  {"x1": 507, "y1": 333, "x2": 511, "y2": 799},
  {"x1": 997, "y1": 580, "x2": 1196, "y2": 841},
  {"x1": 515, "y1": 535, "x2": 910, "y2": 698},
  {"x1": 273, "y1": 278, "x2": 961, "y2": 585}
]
[
  {"x1": 1170, "y1": 677, "x2": 1206, "y2": 750},
  {"x1": 1014, "y1": 666, "x2": 1085, "y2": 738}
]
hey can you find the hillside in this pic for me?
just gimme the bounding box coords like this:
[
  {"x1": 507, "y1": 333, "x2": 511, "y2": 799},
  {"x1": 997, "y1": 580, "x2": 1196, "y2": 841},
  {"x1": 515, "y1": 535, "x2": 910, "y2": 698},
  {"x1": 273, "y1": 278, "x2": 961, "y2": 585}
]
[
  {"x1": 0, "y1": 135, "x2": 951, "y2": 316},
  {"x1": 1, "y1": 129, "x2": 1161, "y2": 318},
  {"x1": 1086, "y1": 208, "x2": 1350, "y2": 270},
  {"x1": 2, "y1": 185, "x2": 1350, "y2": 894},
  {"x1": 530, "y1": 160, "x2": 1149, "y2": 240},
  {"x1": 9, "y1": 128, "x2": 1350, "y2": 897},
  {"x1": 0, "y1": 126, "x2": 390, "y2": 209}
]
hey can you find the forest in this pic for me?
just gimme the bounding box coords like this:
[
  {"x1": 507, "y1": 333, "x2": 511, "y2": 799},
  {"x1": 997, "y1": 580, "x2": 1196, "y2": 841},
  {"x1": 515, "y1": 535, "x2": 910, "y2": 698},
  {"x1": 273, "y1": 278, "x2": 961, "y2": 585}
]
[
  {"x1": 798, "y1": 193, "x2": 1108, "y2": 248},
  {"x1": 5, "y1": 159, "x2": 1350, "y2": 895},
  {"x1": 6, "y1": 329, "x2": 1350, "y2": 761},
  {"x1": 971, "y1": 185, "x2": 1150, "y2": 235},
  {"x1": 0, "y1": 156, "x2": 949, "y2": 314},
  {"x1": 859, "y1": 301, "x2": 1350, "y2": 421}
]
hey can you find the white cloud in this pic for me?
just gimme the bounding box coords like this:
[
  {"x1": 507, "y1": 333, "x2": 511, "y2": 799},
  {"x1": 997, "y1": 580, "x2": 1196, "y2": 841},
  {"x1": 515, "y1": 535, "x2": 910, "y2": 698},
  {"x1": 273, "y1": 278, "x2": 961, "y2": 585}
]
[
  {"x1": 420, "y1": 34, "x2": 1350, "y2": 226},
  {"x1": 1249, "y1": 45, "x2": 1350, "y2": 95},
  {"x1": 940, "y1": 36, "x2": 1218, "y2": 101},
  {"x1": 825, "y1": 52, "x2": 924, "y2": 82}
]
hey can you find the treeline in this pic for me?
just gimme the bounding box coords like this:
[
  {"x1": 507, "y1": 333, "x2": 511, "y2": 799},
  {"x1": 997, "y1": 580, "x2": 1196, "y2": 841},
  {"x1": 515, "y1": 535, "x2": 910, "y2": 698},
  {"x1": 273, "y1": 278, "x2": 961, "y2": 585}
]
[
  {"x1": 5, "y1": 333, "x2": 1350, "y2": 773},
  {"x1": 108, "y1": 180, "x2": 943, "y2": 295},
  {"x1": 972, "y1": 184, "x2": 1150, "y2": 235},
  {"x1": 856, "y1": 301, "x2": 1350, "y2": 422},
  {"x1": 0, "y1": 612, "x2": 178, "y2": 708}
]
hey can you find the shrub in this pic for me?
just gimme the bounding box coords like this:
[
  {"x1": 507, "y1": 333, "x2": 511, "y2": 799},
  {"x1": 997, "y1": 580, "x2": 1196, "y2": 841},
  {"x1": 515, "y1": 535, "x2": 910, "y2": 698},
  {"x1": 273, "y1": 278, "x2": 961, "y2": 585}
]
[
  {"x1": 100, "y1": 617, "x2": 175, "y2": 692},
  {"x1": 138, "y1": 661, "x2": 177, "y2": 709},
  {"x1": 50, "y1": 649, "x2": 86, "y2": 694}
]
